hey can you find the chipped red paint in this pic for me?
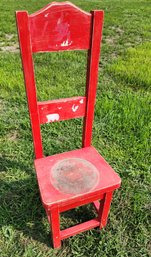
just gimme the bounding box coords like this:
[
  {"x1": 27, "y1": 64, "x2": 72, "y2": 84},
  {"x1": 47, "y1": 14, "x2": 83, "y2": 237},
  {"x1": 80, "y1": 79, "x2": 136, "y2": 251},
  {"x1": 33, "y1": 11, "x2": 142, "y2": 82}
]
[
  {"x1": 38, "y1": 96, "x2": 86, "y2": 124},
  {"x1": 16, "y1": 1, "x2": 121, "y2": 249},
  {"x1": 29, "y1": 2, "x2": 91, "y2": 52}
]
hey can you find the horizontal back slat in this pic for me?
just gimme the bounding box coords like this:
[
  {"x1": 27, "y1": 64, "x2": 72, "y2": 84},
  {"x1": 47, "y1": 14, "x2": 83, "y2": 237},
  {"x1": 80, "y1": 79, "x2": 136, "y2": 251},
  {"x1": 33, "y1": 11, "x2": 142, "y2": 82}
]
[
  {"x1": 29, "y1": 2, "x2": 91, "y2": 53},
  {"x1": 38, "y1": 96, "x2": 86, "y2": 124}
]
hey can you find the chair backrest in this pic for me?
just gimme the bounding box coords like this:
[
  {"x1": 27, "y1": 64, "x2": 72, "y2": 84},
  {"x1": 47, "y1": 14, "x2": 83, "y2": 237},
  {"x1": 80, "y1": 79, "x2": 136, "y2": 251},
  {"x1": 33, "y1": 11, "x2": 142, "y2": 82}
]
[{"x1": 16, "y1": 1, "x2": 104, "y2": 159}]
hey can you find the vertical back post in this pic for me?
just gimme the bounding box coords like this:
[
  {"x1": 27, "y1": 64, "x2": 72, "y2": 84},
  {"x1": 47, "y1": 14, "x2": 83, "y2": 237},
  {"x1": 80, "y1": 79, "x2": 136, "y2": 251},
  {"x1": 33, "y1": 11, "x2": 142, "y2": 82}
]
[
  {"x1": 82, "y1": 10, "x2": 104, "y2": 147},
  {"x1": 16, "y1": 11, "x2": 43, "y2": 159}
]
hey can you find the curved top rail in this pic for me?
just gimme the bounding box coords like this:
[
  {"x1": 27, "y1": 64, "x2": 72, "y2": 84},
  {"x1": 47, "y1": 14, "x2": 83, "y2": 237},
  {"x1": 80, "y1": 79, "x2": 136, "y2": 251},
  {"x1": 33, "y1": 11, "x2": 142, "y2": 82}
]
[
  {"x1": 30, "y1": 1, "x2": 91, "y2": 18},
  {"x1": 28, "y1": 1, "x2": 92, "y2": 52}
]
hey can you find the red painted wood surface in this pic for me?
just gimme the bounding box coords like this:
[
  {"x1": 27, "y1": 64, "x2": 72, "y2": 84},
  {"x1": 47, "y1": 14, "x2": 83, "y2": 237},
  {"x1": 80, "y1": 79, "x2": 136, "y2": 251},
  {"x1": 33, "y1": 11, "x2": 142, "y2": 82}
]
[
  {"x1": 83, "y1": 10, "x2": 104, "y2": 147},
  {"x1": 38, "y1": 96, "x2": 86, "y2": 124},
  {"x1": 16, "y1": 1, "x2": 121, "y2": 249},
  {"x1": 93, "y1": 200, "x2": 101, "y2": 213},
  {"x1": 29, "y1": 2, "x2": 91, "y2": 52},
  {"x1": 59, "y1": 195, "x2": 104, "y2": 213},
  {"x1": 99, "y1": 191, "x2": 113, "y2": 228},
  {"x1": 16, "y1": 11, "x2": 43, "y2": 159},
  {"x1": 34, "y1": 146, "x2": 121, "y2": 208},
  {"x1": 60, "y1": 218, "x2": 100, "y2": 240},
  {"x1": 50, "y1": 206, "x2": 61, "y2": 248},
  {"x1": 16, "y1": 3, "x2": 104, "y2": 159}
]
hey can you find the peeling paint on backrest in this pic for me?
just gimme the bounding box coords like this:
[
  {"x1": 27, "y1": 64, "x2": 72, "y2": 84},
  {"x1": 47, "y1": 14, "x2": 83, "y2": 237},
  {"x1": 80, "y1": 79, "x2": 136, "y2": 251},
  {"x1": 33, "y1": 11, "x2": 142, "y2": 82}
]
[{"x1": 29, "y1": 2, "x2": 92, "y2": 53}]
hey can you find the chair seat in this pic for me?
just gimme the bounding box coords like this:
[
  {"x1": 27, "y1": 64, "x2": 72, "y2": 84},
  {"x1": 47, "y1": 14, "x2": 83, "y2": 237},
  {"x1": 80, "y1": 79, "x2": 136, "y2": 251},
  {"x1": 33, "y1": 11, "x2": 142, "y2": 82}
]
[{"x1": 34, "y1": 146, "x2": 121, "y2": 208}]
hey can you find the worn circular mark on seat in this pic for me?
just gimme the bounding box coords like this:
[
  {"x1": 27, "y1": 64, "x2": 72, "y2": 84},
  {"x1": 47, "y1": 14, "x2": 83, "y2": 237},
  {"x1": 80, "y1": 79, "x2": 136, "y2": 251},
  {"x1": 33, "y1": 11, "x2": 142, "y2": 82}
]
[{"x1": 51, "y1": 158, "x2": 99, "y2": 195}]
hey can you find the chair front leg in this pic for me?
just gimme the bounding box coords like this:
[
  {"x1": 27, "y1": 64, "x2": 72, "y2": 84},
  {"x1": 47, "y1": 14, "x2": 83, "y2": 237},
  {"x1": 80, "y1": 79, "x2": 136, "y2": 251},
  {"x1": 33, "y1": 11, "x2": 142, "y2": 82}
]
[
  {"x1": 49, "y1": 206, "x2": 61, "y2": 249},
  {"x1": 98, "y1": 191, "x2": 113, "y2": 229}
]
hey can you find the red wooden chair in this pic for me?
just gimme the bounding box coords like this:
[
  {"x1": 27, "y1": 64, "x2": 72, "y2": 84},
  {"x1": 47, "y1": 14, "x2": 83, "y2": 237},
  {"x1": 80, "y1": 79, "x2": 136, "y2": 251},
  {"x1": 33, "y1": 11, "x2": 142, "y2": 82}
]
[{"x1": 16, "y1": 1, "x2": 121, "y2": 248}]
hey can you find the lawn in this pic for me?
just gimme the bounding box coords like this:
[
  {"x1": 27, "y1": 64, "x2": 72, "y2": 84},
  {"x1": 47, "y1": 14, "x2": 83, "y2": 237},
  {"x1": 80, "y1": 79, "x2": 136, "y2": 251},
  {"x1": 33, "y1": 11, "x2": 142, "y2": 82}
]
[{"x1": 0, "y1": 0, "x2": 151, "y2": 256}]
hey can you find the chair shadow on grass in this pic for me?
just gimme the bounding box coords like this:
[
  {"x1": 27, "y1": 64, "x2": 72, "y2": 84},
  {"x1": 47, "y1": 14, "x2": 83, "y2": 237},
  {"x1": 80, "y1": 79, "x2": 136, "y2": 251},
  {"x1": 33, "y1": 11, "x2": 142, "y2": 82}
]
[{"x1": 0, "y1": 157, "x2": 98, "y2": 248}]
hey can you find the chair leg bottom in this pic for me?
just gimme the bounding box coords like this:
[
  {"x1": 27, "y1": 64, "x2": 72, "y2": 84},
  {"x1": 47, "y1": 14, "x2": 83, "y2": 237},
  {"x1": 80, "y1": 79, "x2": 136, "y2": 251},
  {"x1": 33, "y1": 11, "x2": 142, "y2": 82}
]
[
  {"x1": 47, "y1": 192, "x2": 113, "y2": 249},
  {"x1": 49, "y1": 207, "x2": 61, "y2": 249},
  {"x1": 98, "y1": 191, "x2": 113, "y2": 228}
]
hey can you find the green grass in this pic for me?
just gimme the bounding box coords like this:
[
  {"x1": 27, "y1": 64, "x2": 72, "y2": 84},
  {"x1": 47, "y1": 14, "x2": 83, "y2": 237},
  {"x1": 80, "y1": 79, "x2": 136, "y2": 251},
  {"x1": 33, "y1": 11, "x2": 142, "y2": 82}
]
[
  {"x1": 0, "y1": 0, "x2": 151, "y2": 256},
  {"x1": 107, "y1": 42, "x2": 151, "y2": 90}
]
